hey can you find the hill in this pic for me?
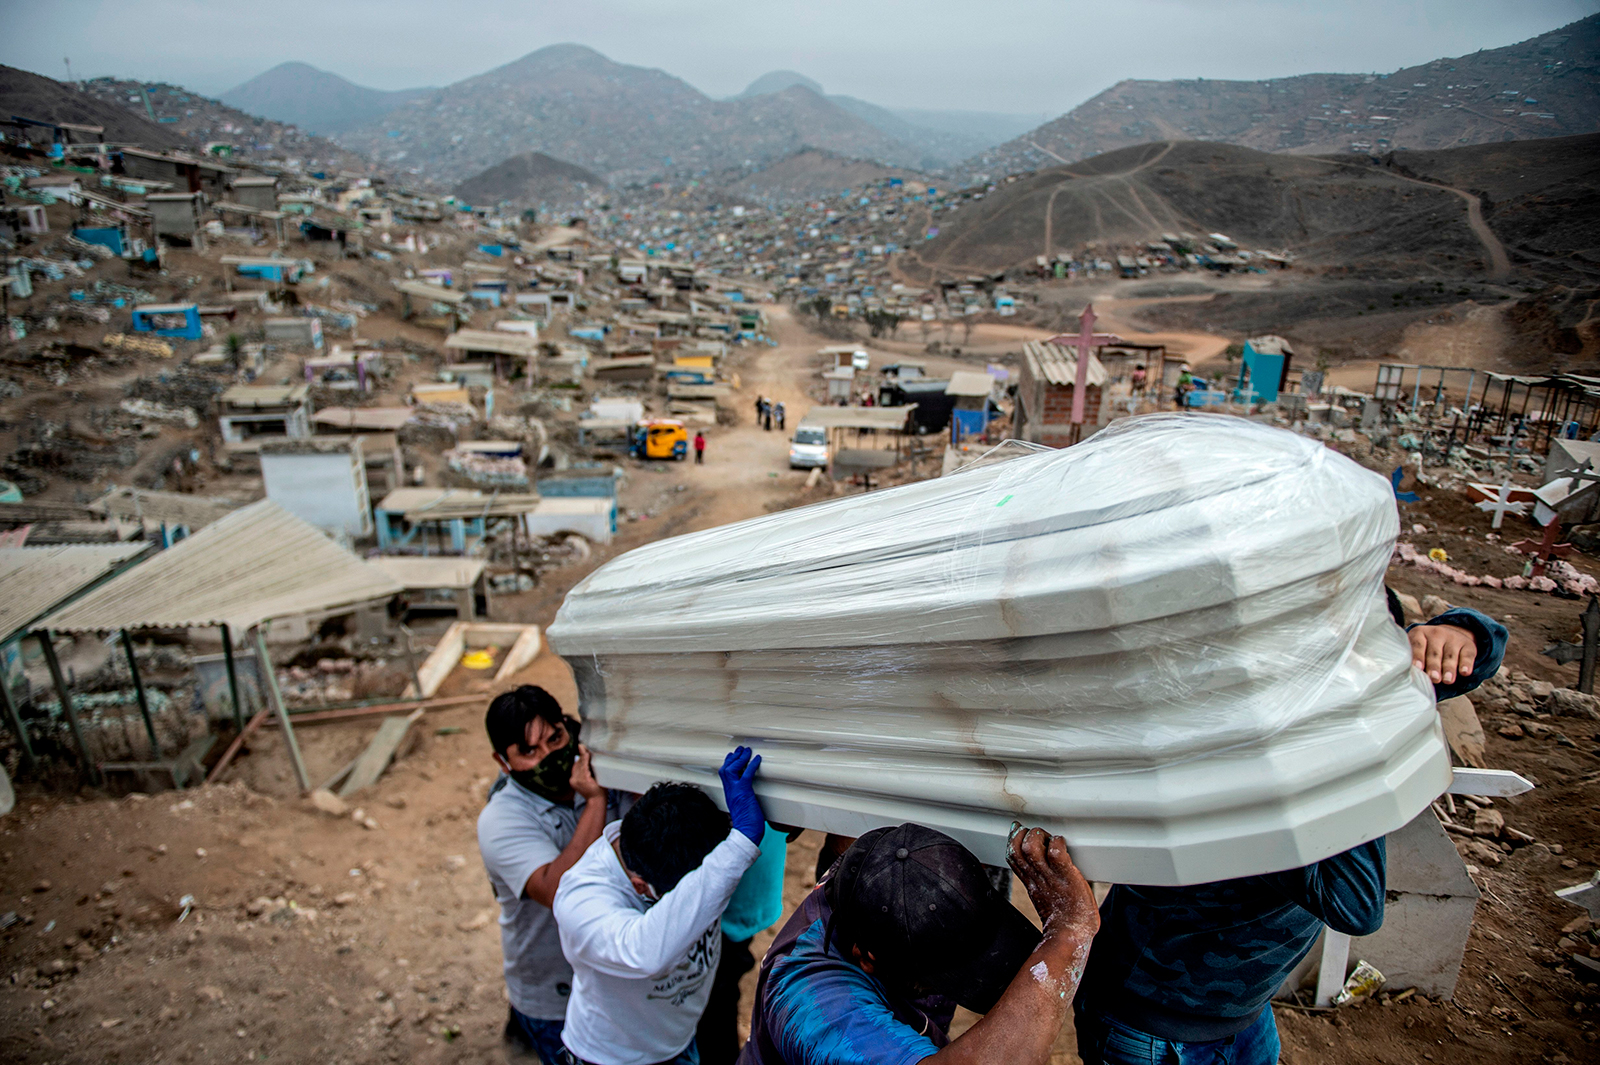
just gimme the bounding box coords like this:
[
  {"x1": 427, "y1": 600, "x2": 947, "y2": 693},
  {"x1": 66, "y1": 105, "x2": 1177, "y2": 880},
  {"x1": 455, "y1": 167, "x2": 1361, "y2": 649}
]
[
  {"x1": 911, "y1": 138, "x2": 1581, "y2": 279},
  {"x1": 454, "y1": 151, "x2": 602, "y2": 207},
  {"x1": 969, "y1": 14, "x2": 1600, "y2": 178},
  {"x1": 220, "y1": 62, "x2": 430, "y2": 136},
  {"x1": 736, "y1": 70, "x2": 1041, "y2": 168},
  {"x1": 78, "y1": 77, "x2": 370, "y2": 173},
  {"x1": 0, "y1": 63, "x2": 185, "y2": 148},
  {"x1": 338, "y1": 44, "x2": 923, "y2": 187},
  {"x1": 722, "y1": 147, "x2": 928, "y2": 203}
]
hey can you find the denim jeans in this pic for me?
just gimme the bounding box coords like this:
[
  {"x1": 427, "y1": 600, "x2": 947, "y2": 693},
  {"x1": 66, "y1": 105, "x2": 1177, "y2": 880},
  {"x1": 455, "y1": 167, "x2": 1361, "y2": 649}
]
[
  {"x1": 1075, "y1": 1003, "x2": 1280, "y2": 1065},
  {"x1": 507, "y1": 1008, "x2": 567, "y2": 1064}
]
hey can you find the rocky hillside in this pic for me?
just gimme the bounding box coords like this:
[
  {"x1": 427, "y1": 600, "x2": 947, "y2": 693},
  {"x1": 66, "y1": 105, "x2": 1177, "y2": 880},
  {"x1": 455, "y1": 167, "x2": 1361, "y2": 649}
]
[
  {"x1": 722, "y1": 147, "x2": 927, "y2": 203},
  {"x1": 0, "y1": 64, "x2": 185, "y2": 149},
  {"x1": 910, "y1": 140, "x2": 1496, "y2": 276},
  {"x1": 968, "y1": 14, "x2": 1600, "y2": 178},
  {"x1": 78, "y1": 77, "x2": 369, "y2": 172},
  {"x1": 220, "y1": 62, "x2": 431, "y2": 137},
  {"x1": 337, "y1": 44, "x2": 924, "y2": 187},
  {"x1": 454, "y1": 151, "x2": 602, "y2": 208}
]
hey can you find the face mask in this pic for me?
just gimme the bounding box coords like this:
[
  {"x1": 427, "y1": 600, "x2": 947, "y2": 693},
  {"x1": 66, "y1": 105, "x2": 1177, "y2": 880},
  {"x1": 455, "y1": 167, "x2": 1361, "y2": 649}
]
[{"x1": 508, "y1": 718, "x2": 581, "y2": 801}]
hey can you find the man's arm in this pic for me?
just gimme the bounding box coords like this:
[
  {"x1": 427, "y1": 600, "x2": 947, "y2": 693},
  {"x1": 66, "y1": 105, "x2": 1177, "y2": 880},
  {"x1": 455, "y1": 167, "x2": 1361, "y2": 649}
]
[
  {"x1": 521, "y1": 746, "x2": 606, "y2": 907},
  {"x1": 556, "y1": 832, "x2": 760, "y2": 978},
  {"x1": 926, "y1": 827, "x2": 1100, "y2": 1065},
  {"x1": 1265, "y1": 838, "x2": 1387, "y2": 937}
]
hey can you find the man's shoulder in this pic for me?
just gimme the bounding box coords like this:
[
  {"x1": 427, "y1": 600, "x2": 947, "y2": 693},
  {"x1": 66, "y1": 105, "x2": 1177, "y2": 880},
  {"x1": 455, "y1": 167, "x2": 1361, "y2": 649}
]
[
  {"x1": 478, "y1": 782, "x2": 560, "y2": 840},
  {"x1": 552, "y1": 832, "x2": 625, "y2": 913}
]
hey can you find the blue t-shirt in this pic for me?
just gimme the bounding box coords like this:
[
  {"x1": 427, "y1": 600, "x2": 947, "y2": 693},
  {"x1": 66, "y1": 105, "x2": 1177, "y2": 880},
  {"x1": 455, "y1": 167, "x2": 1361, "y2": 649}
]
[
  {"x1": 763, "y1": 919, "x2": 938, "y2": 1065},
  {"x1": 722, "y1": 823, "x2": 787, "y2": 942},
  {"x1": 741, "y1": 888, "x2": 944, "y2": 1065}
]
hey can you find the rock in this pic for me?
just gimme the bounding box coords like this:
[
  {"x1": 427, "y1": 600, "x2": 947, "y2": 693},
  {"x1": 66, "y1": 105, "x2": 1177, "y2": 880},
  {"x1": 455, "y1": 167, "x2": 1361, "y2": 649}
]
[
  {"x1": 1524, "y1": 721, "x2": 1552, "y2": 738},
  {"x1": 308, "y1": 789, "x2": 350, "y2": 817},
  {"x1": 1461, "y1": 840, "x2": 1503, "y2": 866},
  {"x1": 1394, "y1": 591, "x2": 1423, "y2": 621},
  {"x1": 1421, "y1": 595, "x2": 1452, "y2": 618},
  {"x1": 1498, "y1": 722, "x2": 1525, "y2": 739},
  {"x1": 197, "y1": 985, "x2": 225, "y2": 1003},
  {"x1": 1527, "y1": 680, "x2": 1555, "y2": 699},
  {"x1": 443, "y1": 855, "x2": 467, "y2": 872},
  {"x1": 244, "y1": 897, "x2": 272, "y2": 916},
  {"x1": 332, "y1": 892, "x2": 359, "y2": 907},
  {"x1": 1546, "y1": 689, "x2": 1600, "y2": 721},
  {"x1": 457, "y1": 908, "x2": 494, "y2": 932},
  {"x1": 1562, "y1": 915, "x2": 1593, "y2": 935},
  {"x1": 33, "y1": 880, "x2": 50, "y2": 893},
  {"x1": 1473, "y1": 808, "x2": 1506, "y2": 837}
]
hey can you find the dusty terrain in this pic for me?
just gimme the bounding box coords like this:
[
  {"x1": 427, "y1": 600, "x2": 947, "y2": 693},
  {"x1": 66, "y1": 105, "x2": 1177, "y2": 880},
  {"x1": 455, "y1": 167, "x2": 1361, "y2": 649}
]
[{"x1": 4, "y1": 306, "x2": 1599, "y2": 1065}]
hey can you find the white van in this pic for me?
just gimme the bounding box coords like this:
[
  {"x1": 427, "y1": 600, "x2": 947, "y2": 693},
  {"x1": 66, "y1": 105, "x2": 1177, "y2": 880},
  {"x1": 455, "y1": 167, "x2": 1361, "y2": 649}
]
[{"x1": 788, "y1": 426, "x2": 829, "y2": 469}]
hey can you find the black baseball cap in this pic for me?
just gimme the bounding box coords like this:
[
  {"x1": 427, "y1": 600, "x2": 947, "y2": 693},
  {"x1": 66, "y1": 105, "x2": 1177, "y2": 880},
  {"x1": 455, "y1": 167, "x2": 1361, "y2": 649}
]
[{"x1": 824, "y1": 823, "x2": 1040, "y2": 1013}]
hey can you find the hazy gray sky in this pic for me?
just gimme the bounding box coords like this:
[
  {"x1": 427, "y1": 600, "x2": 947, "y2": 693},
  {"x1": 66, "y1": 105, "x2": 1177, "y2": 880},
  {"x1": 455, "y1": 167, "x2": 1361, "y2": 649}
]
[{"x1": 3, "y1": 0, "x2": 1595, "y2": 114}]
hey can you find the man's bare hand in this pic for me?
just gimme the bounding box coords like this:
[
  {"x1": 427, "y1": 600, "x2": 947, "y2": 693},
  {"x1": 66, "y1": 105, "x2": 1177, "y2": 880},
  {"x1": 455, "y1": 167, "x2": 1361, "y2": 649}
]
[
  {"x1": 1409, "y1": 623, "x2": 1476, "y2": 686},
  {"x1": 1007, "y1": 824, "x2": 1098, "y2": 937},
  {"x1": 570, "y1": 744, "x2": 604, "y2": 801}
]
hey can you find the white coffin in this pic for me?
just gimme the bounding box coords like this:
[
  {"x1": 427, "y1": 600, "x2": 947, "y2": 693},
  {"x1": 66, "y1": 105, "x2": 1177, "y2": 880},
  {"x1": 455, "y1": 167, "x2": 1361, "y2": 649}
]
[{"x1": 547, "y1": 414, "x2": 1448, "y2": 885}]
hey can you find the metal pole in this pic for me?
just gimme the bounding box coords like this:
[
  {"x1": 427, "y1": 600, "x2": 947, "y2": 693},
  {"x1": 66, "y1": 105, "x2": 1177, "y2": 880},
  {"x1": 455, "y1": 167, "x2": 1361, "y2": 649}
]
[
  {"x1": 119, "y1": 629, "x2": 159, "y2": 758},
  {"x1": 252, "y1": 625, "x2": 310, "y2": 793},
  {"x1": 36, "y1": 631, "x2": 97, "y2": 784},
  {"x1": 0, "y1": 648, "x2": 36, "y2": 770},
  {"x1": 220, "y1": 624, "x2": 244, "y2": 732}
]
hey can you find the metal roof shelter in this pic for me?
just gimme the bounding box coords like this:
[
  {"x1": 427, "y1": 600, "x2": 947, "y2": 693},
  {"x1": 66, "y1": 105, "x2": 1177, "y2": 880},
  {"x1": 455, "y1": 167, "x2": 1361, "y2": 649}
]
[
  {"x1": 0, "y1": 544, "x2": 149, "y2": 647},
  {"x1": 34, "y1": 500, "x2": 402, "y2": 791},
  {"x1": 43, "y1": 500, "x2": 400, "y2": 635},
  {"x1": 312, "y1": 407, "x2": 415, "y2": 432},
  {"x1": 798, "y1": 406, "x2": 917, "y2": 431},
  {"x1": 443, "y1": 329, "x2": 538, "y2": 359},
  {"x1": 394, "y1": 280, "x2": 466, "y2": 305},
  {"x1": 377, "y1": 488, "x2": 543, "y2": 522},
  {"x1": 0, "y1": 544, "x2": 151, "y2": 770},
  {"x1": 946, "y1": 370, "x2": 995, "y2": 398},
  {"x1": 373, "y1": 556, "x2": 487, "y2": 590},
  {"x1": 1021, "y1": 341, "x2": 1110, "y2": 388}
]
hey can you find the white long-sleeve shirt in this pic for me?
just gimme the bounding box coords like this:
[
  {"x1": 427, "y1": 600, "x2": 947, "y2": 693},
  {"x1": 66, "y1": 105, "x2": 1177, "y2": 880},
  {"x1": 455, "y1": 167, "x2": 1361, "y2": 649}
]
[{"x1": 554, "y1": 820, "x2": 760, "y2": 1065}]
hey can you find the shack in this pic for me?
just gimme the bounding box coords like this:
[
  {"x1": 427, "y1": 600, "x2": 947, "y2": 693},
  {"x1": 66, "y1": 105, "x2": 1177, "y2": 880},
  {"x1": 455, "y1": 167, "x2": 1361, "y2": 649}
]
[
  {"x1": 1237, "y1": 335, "x2": 1294, "y2": 404},
  {"x1": 145, "y1": 192, "x2": 205, "y2": 247},
  {"x1": 373, "y1": 488, "x2": 541, "y2": 554},
  {"x1": 1016, "y1": 340, "x2": 1109, "y2": 447},
  {"x1": 373, "y1": 556, "x2": 489, "y2": 621},
  {"x1": 260, "y1": 438, "x2": 372, "y2": 539},
  {"x1": 264, "y1": 317, "x2": 324, "y2": 351},
  {"x1": 130, "y1": 303, "x2": 202, "y2": 341},
  {"x1": 218, "y1": 384, "x2": 311, "y2": 445},
  {"x1": 228, "y1": 174, "x2": 279, "y2": 212},
  {"x1": 443, "y1": 329, "x2": 539, "y2": 379}
]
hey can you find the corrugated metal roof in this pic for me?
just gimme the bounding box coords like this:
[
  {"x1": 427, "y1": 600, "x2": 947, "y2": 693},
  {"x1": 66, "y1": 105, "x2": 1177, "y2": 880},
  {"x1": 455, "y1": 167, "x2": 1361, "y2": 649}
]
[
  {"x1": 394, "y1": 280, "x2": 466, "y2": 306},
  {"x1": 41, "y1": 500, "x2": 401, "y2": 634},
  {"x1": 373, "y1": 556, "x2": 486, "y2": 590},
  {"x1": 312, "y1": 407, "x2": 415, "y2": 431},
  {"x1": 89, "y1": 486, "x2": 239, "y2": 530},
  {"x1": 799, "y1": 406, "x2": 918, "y2": 431},
  {"x1": 946, "y1": 371, "x2": 995, "y2": 397},
  {"x1": 0, "y1": 543, "x2": 151, "y2": 643},
  {"x1": 376, "y1": 488, "x2": 543, "y2": 521},
  {"x1": 443, "y1": 329, "x2": 538, "y2": 357},
  {"x1": 1022, "y1": 341, "x2": 1109, "y2": 388}
]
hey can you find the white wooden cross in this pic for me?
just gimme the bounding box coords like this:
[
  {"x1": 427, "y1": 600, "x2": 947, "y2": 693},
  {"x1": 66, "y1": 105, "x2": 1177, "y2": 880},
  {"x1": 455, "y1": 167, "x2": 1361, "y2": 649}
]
[{"x1": 1476, "y1": 481, "x2": 1527, "y2": 529}]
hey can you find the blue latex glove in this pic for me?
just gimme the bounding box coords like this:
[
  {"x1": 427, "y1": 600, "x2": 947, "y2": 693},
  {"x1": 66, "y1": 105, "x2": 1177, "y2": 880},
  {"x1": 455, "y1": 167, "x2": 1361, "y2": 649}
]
[{"x1": 719, "y1": 746, "x2": 765, "y2": 845}]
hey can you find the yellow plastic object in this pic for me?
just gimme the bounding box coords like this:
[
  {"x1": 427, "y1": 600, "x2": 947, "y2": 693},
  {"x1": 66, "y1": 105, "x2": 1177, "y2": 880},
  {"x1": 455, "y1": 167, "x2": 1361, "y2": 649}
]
[
  {"x1": 1428, "y1": 548, "x2": 1448, "y2": 563},
  {"x1": 461, "y1": 649, "x2": 496, "y2": 670}
]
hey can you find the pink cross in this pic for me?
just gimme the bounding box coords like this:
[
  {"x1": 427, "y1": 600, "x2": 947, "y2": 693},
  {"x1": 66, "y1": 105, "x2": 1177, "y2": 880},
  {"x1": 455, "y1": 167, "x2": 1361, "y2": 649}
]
[{"x1": 1046, "y1": 303, "x2": 1120, "y2": 430}]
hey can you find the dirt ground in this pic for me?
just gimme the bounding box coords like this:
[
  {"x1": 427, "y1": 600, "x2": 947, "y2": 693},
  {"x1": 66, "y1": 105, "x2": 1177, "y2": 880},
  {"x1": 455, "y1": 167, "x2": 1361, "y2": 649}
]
[{"x1": 4, "y1": 306, "x2": 1600, "y2": 1065}]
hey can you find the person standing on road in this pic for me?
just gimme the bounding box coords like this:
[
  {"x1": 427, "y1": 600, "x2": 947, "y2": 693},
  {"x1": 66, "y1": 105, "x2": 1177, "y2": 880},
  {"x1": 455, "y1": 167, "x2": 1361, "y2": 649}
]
[
  {"x1": 694, "y1": 431, "x2": 706, "y2": 465},
  {"x1": 739, "y1": 822, "x2": 1100, "y2": 1065},
  {"x1": 554, "y1": 748, "x2": 768, "y2": 1065},
  {"x1": 774, "y1": 401, "x2": 786, "y2": 431},
  {"x1": 477, "y1": 686, "x2": 627, "y2": 1064}
]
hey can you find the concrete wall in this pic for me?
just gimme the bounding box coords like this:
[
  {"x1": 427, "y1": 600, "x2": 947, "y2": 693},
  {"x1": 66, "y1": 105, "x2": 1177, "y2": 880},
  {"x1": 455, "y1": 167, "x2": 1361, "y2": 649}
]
[{"x1": 260, "y1": 449, "x2": 371, "y2": 538}]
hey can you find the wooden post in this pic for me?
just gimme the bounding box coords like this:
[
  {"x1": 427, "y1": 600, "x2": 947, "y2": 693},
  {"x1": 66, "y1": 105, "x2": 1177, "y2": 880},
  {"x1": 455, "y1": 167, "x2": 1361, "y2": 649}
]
[
  {"x1": 0, "y1": 656, "x2": 36, "y2": 770},
  {"x1": 36, "y1": 631, "x2": 97, "y2": 784},
  {"x1": 252, "y1": 625, "x2": 310, "y2": 793},
  {"x1": 1580, "y1": 595, "x2": 1600, "y2": 697},
  {"x1": 119, "y1": 629, "x2": 160, "y2": 758},
  {"x1": 219, "y1": 623, "x2": 244, "y2": 732}
]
